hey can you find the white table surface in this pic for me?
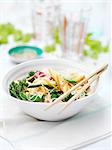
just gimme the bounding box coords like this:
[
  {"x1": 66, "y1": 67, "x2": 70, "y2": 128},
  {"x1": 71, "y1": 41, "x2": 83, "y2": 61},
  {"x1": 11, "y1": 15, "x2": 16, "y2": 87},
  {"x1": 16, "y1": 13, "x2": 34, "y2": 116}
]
[{"x1": 0, "y1": 45, "x2": 111, "y2": 150}]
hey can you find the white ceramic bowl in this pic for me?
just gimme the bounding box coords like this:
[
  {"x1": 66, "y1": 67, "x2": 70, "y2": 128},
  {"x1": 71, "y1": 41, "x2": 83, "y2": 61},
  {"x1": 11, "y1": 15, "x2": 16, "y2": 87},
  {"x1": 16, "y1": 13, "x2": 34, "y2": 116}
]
[{"x1": 3, "y1": 59, "x2": 98, "y2": 121}]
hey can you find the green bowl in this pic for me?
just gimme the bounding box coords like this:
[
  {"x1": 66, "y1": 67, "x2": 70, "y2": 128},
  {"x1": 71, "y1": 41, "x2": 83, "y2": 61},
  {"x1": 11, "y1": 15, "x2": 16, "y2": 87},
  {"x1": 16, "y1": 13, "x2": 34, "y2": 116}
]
[{"x1": 8, "y1": 45, "x2": 43, "y2": 63}]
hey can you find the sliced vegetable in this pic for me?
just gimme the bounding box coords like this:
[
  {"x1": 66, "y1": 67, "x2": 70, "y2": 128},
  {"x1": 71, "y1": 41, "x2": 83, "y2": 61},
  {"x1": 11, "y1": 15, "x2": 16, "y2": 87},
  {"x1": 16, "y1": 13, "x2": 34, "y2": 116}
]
[
  {"x1": 30, "y1": 94, "x2": 44, "y2": 102},
  {"x1": 28, "y1": 84, "x2": 54, "y2": 89},
  {"x1": 65, "y1": 79, "x2": 77, "y2": 84}
]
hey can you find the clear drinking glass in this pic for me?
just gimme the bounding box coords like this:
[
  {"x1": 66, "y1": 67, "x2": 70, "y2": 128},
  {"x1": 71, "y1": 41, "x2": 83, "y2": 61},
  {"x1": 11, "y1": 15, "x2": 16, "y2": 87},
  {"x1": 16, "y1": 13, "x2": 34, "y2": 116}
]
[
  {"x1": 59, "y1": 7, "x2": 91, "y2": 59},
  {"x1": 31, "y1": 0, "x2": 61, "y2": 42}
]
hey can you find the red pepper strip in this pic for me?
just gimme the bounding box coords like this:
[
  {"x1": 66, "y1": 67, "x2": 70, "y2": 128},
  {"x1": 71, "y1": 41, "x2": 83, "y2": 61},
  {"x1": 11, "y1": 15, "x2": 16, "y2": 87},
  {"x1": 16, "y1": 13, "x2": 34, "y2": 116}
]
[{"x1": 34, "y1": 71, "x2": 52, "y2": 80}]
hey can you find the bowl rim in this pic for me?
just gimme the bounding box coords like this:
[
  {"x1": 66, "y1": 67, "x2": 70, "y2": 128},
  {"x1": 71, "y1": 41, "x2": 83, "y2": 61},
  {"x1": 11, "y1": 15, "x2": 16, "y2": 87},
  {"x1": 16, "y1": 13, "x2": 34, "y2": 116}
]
[
  {"x1": 8, "y1": 45, "x2": 43, "y2": 55},
  {"x1": 2, "y1": 58, "x2": 99, "y2": 105}
]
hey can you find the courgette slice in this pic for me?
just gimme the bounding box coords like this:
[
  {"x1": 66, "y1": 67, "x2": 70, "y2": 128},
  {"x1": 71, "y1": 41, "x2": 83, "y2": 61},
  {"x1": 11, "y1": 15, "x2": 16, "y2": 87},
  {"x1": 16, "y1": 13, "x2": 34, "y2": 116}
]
[
  {"x1": 28, "y1": 84, "x2": 53, "y2": 89},
  {"x1": 65, "y1": 79, "x2": 77, "y2": 84},
  {"x1": 28, "y1": 84, "x2": 42, "y2": 88}
]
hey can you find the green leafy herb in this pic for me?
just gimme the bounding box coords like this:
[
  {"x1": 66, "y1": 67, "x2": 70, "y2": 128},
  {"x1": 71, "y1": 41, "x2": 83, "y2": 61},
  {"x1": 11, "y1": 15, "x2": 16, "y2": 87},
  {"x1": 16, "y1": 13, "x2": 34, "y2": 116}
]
[
  {"x1": 62, "y1": 93, "x2": 74, "y2": 102},
  {"x1": 22, "y1": 33, "x2": 32, "y2": 43},
  {"x1": 0, "y1": 23, "x2": 32, "y2": 45},
  {"x1": 51, "y1": 90, "x2": 63, "y2": 100},
  {"x1": 27, "y1": 71, "x2": 35, "y2": 77},
  {"x1": 44, "y1": 43, "x2": 56, "y2": 53},
  {"x1": 0, "y1": 23, "x2": 15, "y2": 36},
  {"x1": 50, "y1": 90, "x2": 74, "y2": 102},
  {"x1": 9, "y1": 79, "x2": 28, "y2": 99},
  {"x1": 19, "y1": 92, "x2": 28, "y2": 100},
  {"x1": 0, "y1": 35, "x2": 8, "y2": 44},
  {"x1": 83, "y1": 33, "x2": 109, "y2": 59},
  {"x1": 53, "y1": 27, "x2": 61, "y2": 44},
  {"x1": 43, "y1": 26, "x2": 61, "y2": 53},
  {"x1": 30, "y1": 94, "x2": 44, "y2": 102},
  {"x1": 13, "y1": 29, "x2": 23, "y2": 41}
]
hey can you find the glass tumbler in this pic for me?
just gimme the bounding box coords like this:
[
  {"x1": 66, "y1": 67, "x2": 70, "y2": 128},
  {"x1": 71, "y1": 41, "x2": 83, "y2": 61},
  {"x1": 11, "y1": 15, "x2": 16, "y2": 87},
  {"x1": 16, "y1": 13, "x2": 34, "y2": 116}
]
[
  {"x1": 59, "y1": 8, "x2": 91, "y2": 59},
  {"x1": 31, "y1": 0, "x2": 61, "y2": 43}
]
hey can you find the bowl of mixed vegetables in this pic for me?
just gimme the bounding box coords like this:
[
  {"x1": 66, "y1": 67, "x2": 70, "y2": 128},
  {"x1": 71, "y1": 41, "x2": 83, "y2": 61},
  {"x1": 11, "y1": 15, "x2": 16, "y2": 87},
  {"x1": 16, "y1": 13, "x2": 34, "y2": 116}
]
[{"x1": 3, "y1": 59, "x2": 98, "y2": 121}]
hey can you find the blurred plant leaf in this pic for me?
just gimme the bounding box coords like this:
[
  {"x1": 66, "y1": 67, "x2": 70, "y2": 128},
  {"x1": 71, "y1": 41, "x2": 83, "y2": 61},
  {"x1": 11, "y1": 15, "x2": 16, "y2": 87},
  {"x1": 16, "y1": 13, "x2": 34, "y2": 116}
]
[
  {"x1": 0, "y1": 35, "x2": 8, "y2": 44},
  {"x1": 44, "y1": 43, "x2": 56, "y2": 53},
  {"x1": 53, "y1": 27, "x2": 61, "y2": 44},
  {"x1": 83, "y1": 33, "x2": 109, "y2": 59},
  {"x1": 0, "y1": 22, "x2": 32, "y2": 45},
  {"x1": 13, "y1": 29, "x2": 23, "y2": 41},
  {"x1": 22, "y1": 33, "x2": 33, "y2": 43}
]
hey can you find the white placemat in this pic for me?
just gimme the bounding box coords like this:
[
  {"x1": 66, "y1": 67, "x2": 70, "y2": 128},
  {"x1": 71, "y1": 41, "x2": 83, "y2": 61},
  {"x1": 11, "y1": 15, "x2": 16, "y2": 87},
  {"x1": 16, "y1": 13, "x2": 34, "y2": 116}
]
[{"x1": 1, "y1": 93, "x2": 111, "y2": 150}]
